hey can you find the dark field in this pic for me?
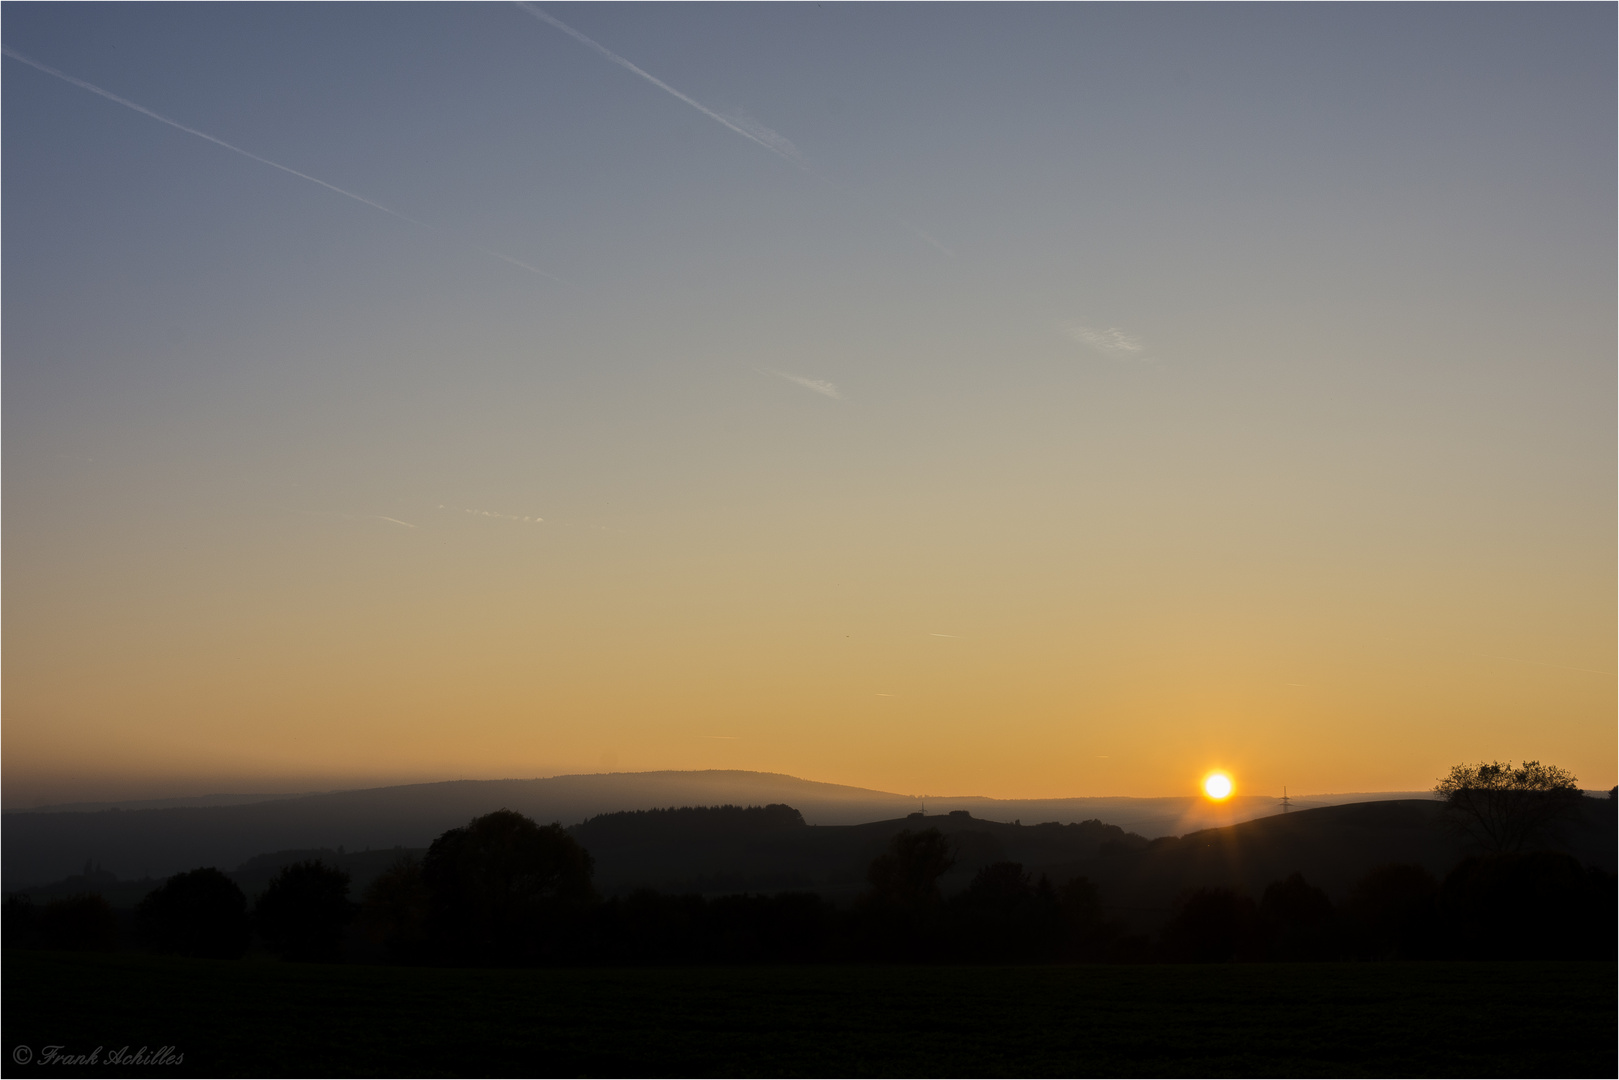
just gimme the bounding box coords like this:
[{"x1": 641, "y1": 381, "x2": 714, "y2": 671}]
[{"x1": 4, "y1": 953, "x2": 1613, "y2": 1077}]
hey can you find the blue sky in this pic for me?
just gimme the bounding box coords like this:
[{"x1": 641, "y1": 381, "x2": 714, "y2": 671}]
[{"x1": 4, "y1": 3, "x2": 1613, "y2": 805}]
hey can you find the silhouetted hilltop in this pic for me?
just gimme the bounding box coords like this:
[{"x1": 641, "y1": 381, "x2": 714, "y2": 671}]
[
  {"x1": 3, "y1": 768, "x2": 1448, "y2": 888},
  {"x1": 8, "y1": 808, "x2": 1143, "y2": 908},
  {"x1": 12, "y1": 796, "x2": 1613, "y2": 940},
  {"x1": 569, "y1": 809, "x2": 1141, "y2": 899},
  {"x1": 4, "y1": 770, "x2": 1309, "y2": 885},
  {"x1": 570, "y1": 804, "x2": 813, "y2": 894},
  {"x1": 4, "y1": 772, "x2": 911, "y2": 885},
  {"x1": 1079, "y1": 795, "x2": 1617, "y2": 932},
  {"x1": 573, "y1": 803, "x2": 807, "y2": 845}
]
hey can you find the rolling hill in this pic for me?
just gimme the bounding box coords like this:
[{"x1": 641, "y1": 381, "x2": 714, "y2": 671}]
[{"x1": 4, "y1": 770, "x2": 1323, "y2": 885}]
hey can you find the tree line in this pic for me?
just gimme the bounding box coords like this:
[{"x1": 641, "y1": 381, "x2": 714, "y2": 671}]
[{"x1": 7, "y1": 800, "x2": 1613, "y2": 964}]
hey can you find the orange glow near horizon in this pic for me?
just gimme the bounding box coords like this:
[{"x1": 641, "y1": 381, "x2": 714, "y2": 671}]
[{"x1": 1, "y1": 7, "x2": 1614, "y2": 811}]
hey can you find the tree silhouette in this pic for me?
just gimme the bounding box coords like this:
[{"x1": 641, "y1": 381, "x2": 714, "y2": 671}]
[
  {"x1": 1346, "y1": 863, "x2": 1440, "y2": 959},
  {"x1": 1435, "y1": 760, "x2": 1582, "y2": 853},
  {"x1": 857, "y1": 828, "x2": 956, "y2": 961},
  {"x1": 1160, "y1": 887, "x2": 1257, "y2": 962},
  {"x1": 422, "y1": 809, "x2": 596, "y2": 964},
  {"x1": 863, "y1": 828, "x2": 955, "y2": 912},
  {"x1": 360, "y1": 856, "x2": 429, "y2": 963},
  {"x1": 1441, "y1": 851, "x2": 1617, "y2": 961},
  {"x1": 3, "y1": 895, "x2": 41, "y2": 949},
  {"x1": 1258, "y1": 873, "x2": 1337, "y2": 960},
  {"x1": 39, "y1": 894, "x2": 119, "y2": 952},
  {"x1": 254, "y1": 859, "x2": 355, "y2": 962},
  {"x1": 1054, "y1": 875, "x2": 1118, "y2": 961},
  {"x1": 962, "y1": 861, "x2": 1034, "y2": 912},
  {"x1": 952, "y1": 861, "x2": 1042, "y2": 961},
  {"x1": 136, "y1": 868, "x2": 249, "y2": 958}
]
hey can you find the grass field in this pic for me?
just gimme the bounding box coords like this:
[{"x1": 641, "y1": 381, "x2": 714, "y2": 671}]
[{"x1": 4, "y1": 952, "x2": 1614, "y2": 1077}]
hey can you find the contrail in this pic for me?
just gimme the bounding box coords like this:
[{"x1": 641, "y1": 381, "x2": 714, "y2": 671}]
[
  {"x1": 2, "y1": 46, "x2": 566, "y2": 283},
  {"x1": 477, "y1": 248, "x2": 570, "y2": 284},
  {"x1": 758, "y1": 368, "x2": 841, "y2": 399},
  {"x1": 2, "y1": 47, "x2": 423, "y2": 225},
  {"x1": 906, "y1": 225, "x2": 955, "y2": 258},
  {"x1": 517, "y1": 5, "x2": 953, "y2": 259},
  {"x1": 516, "y1": 3, "x2": 804, "y2": 168},
  {"x1": 297, "y1": 510, "x2": 417, "y2": 529}
]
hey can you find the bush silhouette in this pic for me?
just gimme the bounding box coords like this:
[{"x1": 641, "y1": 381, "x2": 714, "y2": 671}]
[
  {"x1": 4, "y1": 895, "x2": 41, "y2": 949},
  {"x1": 863, "y1": 828, "x2": 955, "y2": 912},
  {"x1": 1161, "y1": 887, "x2": 1257, "y2": 962},
  {"x1": 422, "y1": 809, "x2": 597, "y2": 964},
  {"x1": 1441, "y1": 851, "x2": 1617, "y2": 961},
  {"x1": 254, "y1": 860, "x2": 355, "y2": 962},
  {"x1": 590, "y1": 889, "x2": 835, "y2": 965},
  {"x1": 1346, "y1": 863, "x2": 1440, "y2": 959},
  {"x1": 360, "y1": 856, "x2": 429, "y2": 963},
  {"x1": 1054, "y1": 875, "x2": 1121, "y2": 961},
  {"x1": 1259, "y1": 873, "x2": 1338, "y2": 960},
  {"x1": 39, "y1": 894, "x2": 119, "y2": 952},
  {"x1": 603, "y1": 888, "x2": 709, "y2": 964},
  {"x1": 137, "y1": 868, "x2": 249, "y2": 958},
  {"x1": 951, "y1": 861, "x2": 1060, "y2": 962},
  {"x1": 704, "y1": 892, "x2": 833, "y2": 963},
  {"x1": 962, "y1": 861, "x2": 1035, "y2": 912}
]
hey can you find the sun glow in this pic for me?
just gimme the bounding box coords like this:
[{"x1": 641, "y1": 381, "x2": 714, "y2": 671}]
[{"x1": 1203, "y1": 772, "x2": 1233, "y2": 800}]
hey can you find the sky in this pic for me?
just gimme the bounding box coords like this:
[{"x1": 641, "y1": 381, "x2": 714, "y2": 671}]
[{"x1": 3, "y1": 3, "x2": 1613, "y2": 808}]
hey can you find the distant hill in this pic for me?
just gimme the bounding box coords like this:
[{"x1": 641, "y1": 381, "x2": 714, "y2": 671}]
[
  {"x1": 566, "y1": 795, "x2": 1617, "y2": 925},
  {"x1": 1078, "y1": 795, "x2": 1617, "y2": 931},
  {"x1": 13, "y1": 794, "x2": 1613, "y2": 935},
  {"x1": 1, "y1": 768, "x2": 1430, "y2": 887},
  {"x1": 593, "y1": 812, "x2": 1143, "y2": 901}
]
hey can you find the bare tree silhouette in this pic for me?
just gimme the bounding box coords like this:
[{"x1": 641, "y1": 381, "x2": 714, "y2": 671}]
[{"x1": 1435, "y1": 760, "x2": 1582, "y2": 853}]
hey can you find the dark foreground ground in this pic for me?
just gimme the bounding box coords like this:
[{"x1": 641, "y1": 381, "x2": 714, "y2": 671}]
[{"x1": 4, "y1": 952, "x2": 1614, "y2": 1078}]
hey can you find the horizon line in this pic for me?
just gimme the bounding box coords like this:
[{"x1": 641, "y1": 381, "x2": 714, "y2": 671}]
[{"x1": 1, "y1": 767, "x2": 1462, "y2": 814}]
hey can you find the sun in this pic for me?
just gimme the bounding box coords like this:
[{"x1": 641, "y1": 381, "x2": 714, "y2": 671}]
[{"x1": 1203, "y1": 772, "x2": 1233, "y2": 800}]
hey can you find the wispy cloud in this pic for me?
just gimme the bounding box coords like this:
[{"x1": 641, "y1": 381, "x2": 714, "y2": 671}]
[
  {"x1": 759, "y1": 368, "x2": 841, "y2": 399},
  {"x1": 517, "y1": 4, "x2": 805, "y2": 169},
  {"x1": 2, "y1": 47, "x2": 565, "y2": 284},
  {"x1": 1063, "y1": 321, "x2": 1147, "y2": 358},
  {"x1": 929, "y1": 633, "x2": 960, "y2": 638},
  {"x1": 906, "y1": 224, "x2": 955, "y2": 257},
  {"x1": 442, "y1": 505, "x2": 544, "y2": 523}
]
